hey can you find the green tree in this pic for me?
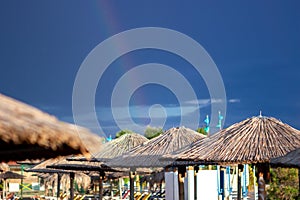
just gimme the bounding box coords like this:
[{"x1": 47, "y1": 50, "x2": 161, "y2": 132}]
[
  {"x1": 267, "y1": 167, "x2": 299, "y2": 199},
  {"x1": 144, "y1": 126, "x2": 163, "y2": 139},
  {"x1": 196, "y1": 127, "x2": 208, "y2": 136},
  {"x1": 115, "y1": 129, "x2": 133, "y2": 138}
]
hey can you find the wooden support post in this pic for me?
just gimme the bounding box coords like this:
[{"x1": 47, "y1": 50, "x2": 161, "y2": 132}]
[
  {"x1": 119, "y1": 178, "x2": 123, "y2": 200},
  {"x1": 70, "y1": 172, "x2": 75, "y2": 200},
  {"x1": 57, "y1": 173, "x2": 61, "y2": 200},
  {"x1": 110, "y1": 179, "x2": 113, "y2": 199},
  {"x1": 130, "y1": 171, "x2": 135, "y2": 200},
  {"x1": 99, "y1": 171, "x2": 105, "y2": 200},
  {"x1": 237, "y1": 165, "x2": 243, "y2": 200},
  {"x1": 99, "y1": 177, "x2": 103, "y2": 200},
  {"x1": 3, "y1": 179, "x2": 6, "y2": 199},
  {"x1": 178, "y1": 166, "x2": 186, "y2": 200},
  {"x1": 129, "y1": 171, "x2": 134, "y2": 200},
  {"x1": 52, "y1": 179, "x2": 55, "y2": 197},
  {"x1": 194, "y1": 166, "x2": 199, "y2": 200}
]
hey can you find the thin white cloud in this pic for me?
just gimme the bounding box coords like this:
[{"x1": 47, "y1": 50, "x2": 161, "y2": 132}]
[
  {"x1": 184, "y1": 99, "x2": 210, "y2": 105},
  {"x1": 228, "y1": 99, "x2": 241, "y2": 103}
]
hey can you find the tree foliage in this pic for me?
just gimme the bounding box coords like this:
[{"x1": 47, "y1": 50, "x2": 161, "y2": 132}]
[
  {"x1": 267, "y1": 167, "x2": 299, "y2": 200},
  {"x1": 196, "y1": 127, "x2": 208, "y2": 136},
  {"x1": 115, "y1": 129, "x2": 133, "y2": 138},
  {"x1": 144, "y1": 126, "x2": 163, "y2": 139}
]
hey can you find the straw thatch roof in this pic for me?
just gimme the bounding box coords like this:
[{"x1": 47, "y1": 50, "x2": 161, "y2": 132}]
[
  {"x1": 47, "y1": 159, "x2": 117, "y2": 172},
  {"x1": 26, "y1": 157, "x2": 92, "y2": 191},
  {"x1": 26, "y1": 157, "x2": 71, "y2": 174},
  {"x1": 0, "y1": 94, "x2": 101, "y2": 161},
  {"x1": 47, "y1": 159, "x2": 147, "y2": 182},
  {"x1": 168, "y1": 116, "x2": 300, "y2": 165},
  {"x1": 107, "y1": 126, "x2": 205, "y2": 168},
  {"x1": 0, "y1": 171, "x2": 25, "y2": 179},
  {"x1": 270, "y1": 148, "x2": 300, "y2": 168},
  {"x1": 94, "y1": 133, "x2": 148, "y2": 159},
  {"x1": 65, "y1": 133, "x2": 154, "y2": 175}
]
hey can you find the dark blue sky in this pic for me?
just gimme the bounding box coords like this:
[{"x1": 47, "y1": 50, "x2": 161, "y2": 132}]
[{"x1": 0, "y1": 1, "x2": 299, "y2": 136}]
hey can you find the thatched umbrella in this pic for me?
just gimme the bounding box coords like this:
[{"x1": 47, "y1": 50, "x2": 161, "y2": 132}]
[
  {"x1": 56, "y1": 133, "x2": 149, "y2": 200},
  {"x1": 166, "y1": 116, "x2": 300, "y2": 200},
  {"x1": 26, "y1": 157, "x2": 72, "y2": 199},
  {"x1": 47, "y1": 158, "x2": 121, "y2": 200},
  {"x1": 0, "y1": 171, "x2": 25, "y2": 179},
  {"x1": 0, "y1": 93, "x2": 101, "y2": 161},
  {"x1": 106, "y1": 127, "x2": 205, "y2": 200},
  {"x1": 0, "y1": 171, "x2": 25, "y2": 198},
  {"x1": 94, "y1": 132, "x2": 149, "y2": 160},
  {"x1": 47, "y1": 159, "x2": 115, "y2": 172},
  {"x1": 270, "y1": 148, "x2": 300, "y2": 193},
  {"x1": 270, "y1": 148, "x2": 300, "y2": 168},
  {"x1": 107, "y1": 126, "x2": 205, "y2": 168},
  {"x1": 170, "y1": 116, "x2": 300, "y2": 164}
]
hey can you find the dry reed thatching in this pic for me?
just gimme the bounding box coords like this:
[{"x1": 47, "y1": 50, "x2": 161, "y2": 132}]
[
  {"x1": 66, "y1": 133, "x2": 152, "y2": 175},
  {"x1": 270, "y1": 148, "x2": 300, "y2": 168},
  {"x1": 26, "y1": 156, "x2": 71, "y2": 174},
  {"x1": 168, "y1": 116, "x2": 300, "y2": 165},
  {"x1": 94, "y1": 133, "x2": 148, "y2": 159},
  {"x1": 47, "y1": 159, "x2": 117, "y2": 172},
  {"x1": 0, "y1": 171, "x2": 25, "y2": 179},
  {"x1": 0, "y1": 94, "x2": 102, "y2": 161},
  {"x1": 26, "y1": 157, "x2": 92, "y2": 193},
  {"x1": 107, "y1": 126, "x2": 205, "y2": 168}
]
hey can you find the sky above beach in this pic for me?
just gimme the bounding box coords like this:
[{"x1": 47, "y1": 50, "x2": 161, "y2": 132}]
[{"x1": 0, "y1": 1, "x2": 299, "y2": 137}]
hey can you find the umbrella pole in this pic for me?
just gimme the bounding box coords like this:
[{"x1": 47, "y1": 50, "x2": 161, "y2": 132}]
[
  {"x1": 110, "y1": 179, "x2": 113, "y2": 199},
  {"x1": 21, "y1": 164, "x2": 24, "y2": 199},
  {"x1": 129, "y1": 171, "x2": 135, "y2": 200},
  {"x1": 70, "y1": 172, "x2": 75, "y2": 200},
  {"x1": 99, "y1": 177, "x2": 103, "y2": 200},
  {"x1": 99, "y1": 171, "x2": 105, "y2": 200},
  {"x1": 178, "y1": 166, "x2": 185, "y2": 200},
  {"x1": 237, "y1": 165, "x2": 242, "y2": 200},
  {"x1": 3, "y1": 179, "x2": 6, "y2": 199},
  {"x1": 57, "y1": 173, "x2": 61, "y2": 200},
  {"x1": 119, "y1": 178, "x2": 122, "y2": 200}
]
